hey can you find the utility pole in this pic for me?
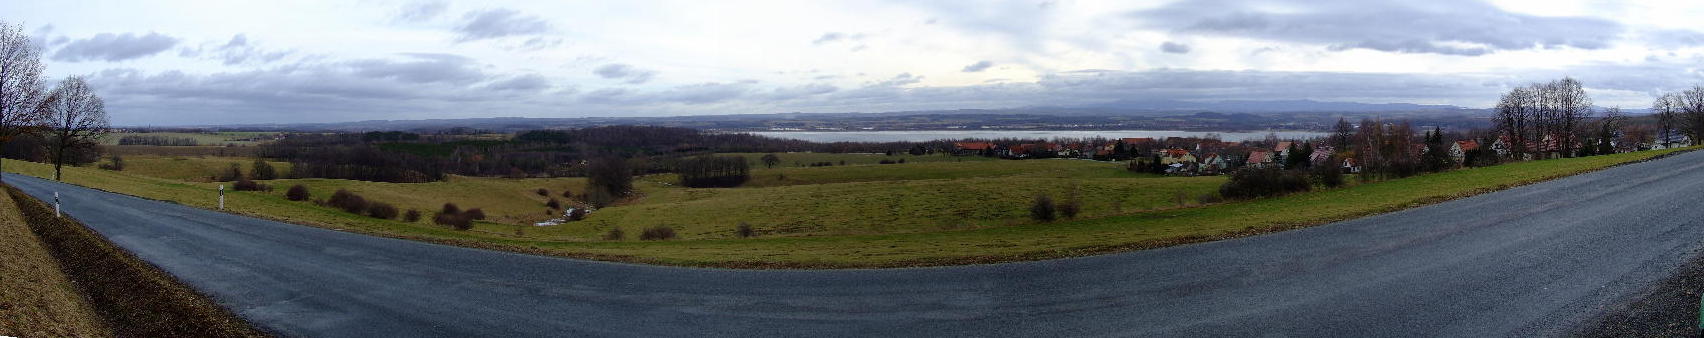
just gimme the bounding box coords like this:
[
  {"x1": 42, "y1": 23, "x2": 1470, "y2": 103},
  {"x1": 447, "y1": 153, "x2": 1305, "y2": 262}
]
[{"x1": 218, "y1": 184, "x2": 225, "y2": 210}]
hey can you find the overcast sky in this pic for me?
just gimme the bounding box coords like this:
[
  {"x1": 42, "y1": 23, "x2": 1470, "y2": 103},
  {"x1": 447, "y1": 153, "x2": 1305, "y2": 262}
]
[{"x1": 7, "y1": 0, "x2": 1704, "y2": 125}]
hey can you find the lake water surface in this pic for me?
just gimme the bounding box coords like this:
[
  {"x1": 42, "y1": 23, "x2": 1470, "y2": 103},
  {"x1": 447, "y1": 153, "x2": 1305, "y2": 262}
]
[{"x1": 750, "y1": 130, "x2": 1328, "y2": 143}]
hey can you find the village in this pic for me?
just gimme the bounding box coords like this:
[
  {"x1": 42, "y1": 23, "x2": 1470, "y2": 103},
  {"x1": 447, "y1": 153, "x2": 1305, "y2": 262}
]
[{"x1": 951, "y1": 127, "x2": 1693, "y2": 177}]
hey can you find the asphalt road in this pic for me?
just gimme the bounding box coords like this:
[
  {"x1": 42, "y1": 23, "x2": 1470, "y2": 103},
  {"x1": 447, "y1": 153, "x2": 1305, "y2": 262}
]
[{"x1": 8, "y1": 151, "x2": 1704, "y2": 337}]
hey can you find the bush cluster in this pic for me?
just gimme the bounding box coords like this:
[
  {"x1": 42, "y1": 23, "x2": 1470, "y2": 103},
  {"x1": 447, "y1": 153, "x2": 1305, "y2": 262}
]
[
  {"x1": 366, "y1": 202, "x2": 399, "y2": 220},
  {"x1": 285, "y1": 184, "x2": 311, "y2": 201},
  {"x1": 433, "y1": 203, "x2": 476, "y2": 230},
  {"x1": 640, "y1": 226, "x2": 677, "y2": 240},
  {"x1": 327, "y1": 189, "x2": 368, "y2": 213},
  {"x1": 1219, "y1": 167, "x2": 1312, "y2": 199},
  {"x1": 232, "y1": 178, "x2": 270, "y2": 192}
]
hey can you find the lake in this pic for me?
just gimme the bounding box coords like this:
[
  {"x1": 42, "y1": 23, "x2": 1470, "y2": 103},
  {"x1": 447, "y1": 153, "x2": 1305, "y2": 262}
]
[{"x1": 749, "y1": 130, "x2": 1329, "y2": 143}]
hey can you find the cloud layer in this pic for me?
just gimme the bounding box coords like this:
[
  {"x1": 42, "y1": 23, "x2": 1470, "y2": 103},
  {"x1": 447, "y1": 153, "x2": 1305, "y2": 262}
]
[{"x1": 52, "y1": 32, "x2": 179, "y2": 62}]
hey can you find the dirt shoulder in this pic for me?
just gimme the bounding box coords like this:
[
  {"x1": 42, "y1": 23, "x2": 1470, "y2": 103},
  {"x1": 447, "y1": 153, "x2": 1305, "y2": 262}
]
[
  {"x1": 3, "y1": 183, "x2": 267, "y2": 337},
  {"x1": 0, "y1": 183, "x2": 110, "y2": 337}
]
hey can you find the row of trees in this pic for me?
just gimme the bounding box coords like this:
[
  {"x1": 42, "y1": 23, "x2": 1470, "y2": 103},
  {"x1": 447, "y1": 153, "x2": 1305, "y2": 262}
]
[
  {"x1": 1493, "y1": 77, "x2": 1596, "y2": 158},
  {"x1": 676, "y1": 155, "x2": 750, "y2": 188},
  {"x1": 1652, "y1": 86, "x2": 1704, "y2": 147},
  {"x1": 1, "y1": 22, "x2": 110, "y2": 181}
]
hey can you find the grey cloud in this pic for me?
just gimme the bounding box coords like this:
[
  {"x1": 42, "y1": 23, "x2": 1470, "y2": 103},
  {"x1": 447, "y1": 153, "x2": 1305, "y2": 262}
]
[
  {"x1": 1160, "y1": 41, "x2": 1191, "y2": 54},
  {"x1": 593, "y1": 63, "x2": 655, "y2": 84},
  {"x1": 52, "y1": 32, "x2": 179, "y2": 62},
  {"x1": 1131, "y1": 0, "x2": 1622, "y2": 56},
  {"x1": 180, "y1": 34, "x2": 294, "y2": 65},
  {"x1": 455, "y1": 8, "x2": 552, "y2": 42},
  {"x1": 962, "y1": 60, "x2": 994, "y2": 72},
  {"x1": 874, "y1": 73, "x2": 922, "y2": 87},
  {"x1": 345, "y1": 53, "x2": 486, "y2": 85},
  {"x1": 396, "y1": 0, "x2": 448, "y2": 23},
  {"x1": 485, "y1": 74, "x2": 552, "y2": 92},
  {"x1": 767, "y1": 83, "x2": 838, "y2": 100}
]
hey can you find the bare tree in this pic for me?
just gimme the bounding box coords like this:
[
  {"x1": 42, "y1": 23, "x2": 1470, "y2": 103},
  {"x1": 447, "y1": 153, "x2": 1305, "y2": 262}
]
[
  {"x1": 1547, "y1": 78, "x2": 1593, "y2": 157},
  {"x1": 1494, "y1": 86, "x2": 1537, "y2": 159},
  {"x1": 0, "y1": 21, "x2": 48, "y2": 181},
  {"x1": 1330, "y1": 117, "x2": 1353, "y2": 151},
  {"x1": 1654, "y1": 93, "x2": 1680, "y2": 147},
  {"x1": 37, "y1": 76, "x2": 109, "y2": 181},
  {"x1": 1682, "y1": 85, "x2": 1704, "y2": 146}
]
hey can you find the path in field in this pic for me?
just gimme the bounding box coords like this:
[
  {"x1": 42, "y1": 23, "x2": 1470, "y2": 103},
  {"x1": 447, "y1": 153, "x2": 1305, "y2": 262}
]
[{"x1": 7, "y1": 151, "x2": 1704, "y2": 337}]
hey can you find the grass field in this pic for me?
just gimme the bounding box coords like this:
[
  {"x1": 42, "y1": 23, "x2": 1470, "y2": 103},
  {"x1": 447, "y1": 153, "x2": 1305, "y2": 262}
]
[
  {"x1": 119, "y1": 155, "x2": 293, "y2": 182},
  {"x1": 3, "y1": 147, "x2": 1691, "y2": 268},
  {"x1": 0, "y1": 186, "x2": 111, "y2": 337},
  {"x1": 100, "y1": 132, "x2": 279, "y2": 146}
]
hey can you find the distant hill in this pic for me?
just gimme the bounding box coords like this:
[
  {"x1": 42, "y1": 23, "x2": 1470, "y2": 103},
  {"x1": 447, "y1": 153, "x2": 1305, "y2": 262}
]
[{"x1": 162, "y1": 99, "x2": 1493, "y2": 132}]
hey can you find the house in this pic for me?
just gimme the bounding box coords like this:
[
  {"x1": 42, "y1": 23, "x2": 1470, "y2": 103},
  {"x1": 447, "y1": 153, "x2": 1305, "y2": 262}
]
[
  {"x1": 1199, "y1": 153, "x2": 1228, "y2": 174},
  {"x1": 952, "y1": 142, "x2": 994, "y2": 156},
  {"x1": 1309, "y1": 145, "x2": 1335, "y2": 166},
  {"x1": 1161, "y1": 149, "x2": 1197, "y2": 165},
  {"x1": 1341, "y1": 157, "x2": 1361, "y2": 173},
  {"x1": 1449, "y1": 140, "x2": 1479, "y2": 163},
  {"x1": 1246, "y1": 150, "x2": 1274, "y2": 168},
  {"x1": 1272, "y1": 141, "x2": 1294, "y2": 163}
]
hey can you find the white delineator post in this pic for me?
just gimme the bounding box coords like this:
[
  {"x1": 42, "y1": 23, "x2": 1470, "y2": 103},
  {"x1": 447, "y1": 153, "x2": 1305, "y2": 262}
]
[
  {"x1": 218, "y1": 184, "x2": 225, "y2": 210},
  {"x1": 54, "y1": 191, "x2": 61, "y2": 217}
]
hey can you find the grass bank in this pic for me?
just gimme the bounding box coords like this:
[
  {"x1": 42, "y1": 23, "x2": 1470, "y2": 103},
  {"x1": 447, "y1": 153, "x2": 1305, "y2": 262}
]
[
  {"x1": 0, "y1": 186, "x2": 109, "y2": 337},
  {"x1": 3, "y1": 147, "x2": 1693, "y2": 268},
  {"x1": 4, "y1": 184, "x2": 266, "y2": 336}
]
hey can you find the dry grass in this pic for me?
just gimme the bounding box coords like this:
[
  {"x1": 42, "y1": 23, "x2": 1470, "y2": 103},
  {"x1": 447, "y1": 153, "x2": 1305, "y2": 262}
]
[
  {"x1": 4, "y1": 185, "x2": 266, "y2": 337},
  {"x1": 0, "y1": 186, "x2": 110, "y2": 337}
]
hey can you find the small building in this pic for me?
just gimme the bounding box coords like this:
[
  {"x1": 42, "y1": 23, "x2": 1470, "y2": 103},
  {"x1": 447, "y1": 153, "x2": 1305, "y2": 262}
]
[
  {"x1": 1246, "y1": 150, "x2": 1274, "y2": 168},
  {"x1": 1450, "y1": 140, "x2": 1479, "y2": 163},
  {"x1": 953, "y1": 142, "x2": 995, "y2": 156},
  {"x1": 1161, "y1": 149, "x2": 1197, "y2": 165}
]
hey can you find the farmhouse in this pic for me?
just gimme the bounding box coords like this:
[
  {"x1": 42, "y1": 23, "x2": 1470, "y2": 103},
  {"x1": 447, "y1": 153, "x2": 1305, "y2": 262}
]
[
  {"x1": 1246, "y1": 151, "x2": 1274, "y2": 168},
  {"x1": 1449, "y1": 140, "x2": 1479, "y2": 163},
  {"x1": 953, "y1": 142, "x2": 994, "y2": 156},
  {"x1": 1161, "y1": 149, "x2": 1197, "y2": 165}
]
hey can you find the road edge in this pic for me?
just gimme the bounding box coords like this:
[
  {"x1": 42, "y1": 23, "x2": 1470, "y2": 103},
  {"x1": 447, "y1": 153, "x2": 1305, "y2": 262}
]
[{"x1": 3, "y1": 184, "x2": 270, "y2": 337}]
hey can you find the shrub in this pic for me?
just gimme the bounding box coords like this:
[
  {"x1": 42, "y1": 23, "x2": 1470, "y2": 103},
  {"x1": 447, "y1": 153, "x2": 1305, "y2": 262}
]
[
  {"x1": 284, "y1": 184, "x2": 310, "y2": 201},
  {"x1": 441, "y1": 203, "x2": 461, "y2": 215},
  {"x1": 1030, "y1": 195, "x2": 1056, "y2": 222},
  {"x1": 640, "y1": 226, "x2": 677, "y2": 240},
  {"x1": 1311, "y1": 159, "x2": 1346, "y2": 188},
  {"x1": 1057, "y1": 196, "x2": 1081, "y2": 219},
  {"x1": 897, "y1": 158, "x2": 906, "y2": 164},
  {"x1": 327, "y1": 189, "x2": 368, "y2": 213},
  {"x1": 403, "y1": 209, "x2": 421, "y2": 222},
  {"x1": 545, "y1": 198, "x2": 561, "y2": 209},
  {"x1": 366, "y1": 202, "x2": 399, "y2": 220},
  {"x1": 535, "y1": 188, "x2": 549, "y2": 196},
  {"x1": 251, "y1": 159, "x2": 278, "y2": 180},
  {"x1": 736, "y1": 222, "x2": 755, "y2": 238},
  {"x1": 603, "y1": 227, "x2": 625, "y2": 240},
  {"x1": 568, "y1": 207, "x2": 586, "y2": 221},
  {"x1": 465, "y1": 208, "x2": 486, "y2": 220},
  {"x1": 98, "y1": 155, "x2": 124, "y2": 171},
  {"x1": 218, "y1": 163, "x2": 244, "y2": 182},
  {"x1": 232, "y1": 178, "x2": 270, "y2": 192},
  {"x1": 434, "y1": 212, "x2": 472, "y2": 230},
  {"x1": 1219, "y1": 167, "x2": 1312, "y2": 200},
  {"x1": 583, "y1": 188, "x2": 617, "y2": 208},
  {"x1": 561, "y1": 189, "x2": 574, "y2": 199}
]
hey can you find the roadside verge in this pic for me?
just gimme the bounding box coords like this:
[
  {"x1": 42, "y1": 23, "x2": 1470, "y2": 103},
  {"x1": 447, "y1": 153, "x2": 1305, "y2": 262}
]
[{"x1": 3, "y1": 184, "x2": 266, "y2": 337}]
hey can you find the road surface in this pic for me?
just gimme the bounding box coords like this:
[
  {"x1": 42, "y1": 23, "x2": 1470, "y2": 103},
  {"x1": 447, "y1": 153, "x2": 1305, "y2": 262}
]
[{"x1": 7, "y1": 151, "x2": 1704, "y2": 337}]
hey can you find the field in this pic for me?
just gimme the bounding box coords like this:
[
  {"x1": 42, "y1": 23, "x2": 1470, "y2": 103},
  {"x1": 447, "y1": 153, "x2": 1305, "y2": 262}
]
[
  {"x1": 0, "y1": 186, "x2": 110, "y2": 337},
  {"x1": 100, "y1": 132, "x2": 279, "y2": 146},
  {"x1": 2, "y1": 147, "x2": 1692, "y2": 268}
]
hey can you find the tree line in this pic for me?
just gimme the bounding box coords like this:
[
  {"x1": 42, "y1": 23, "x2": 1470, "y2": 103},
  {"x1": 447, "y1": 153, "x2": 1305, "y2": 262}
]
[{"x1": 0, "y1": 21, "x2": 111, "y2": 181}]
